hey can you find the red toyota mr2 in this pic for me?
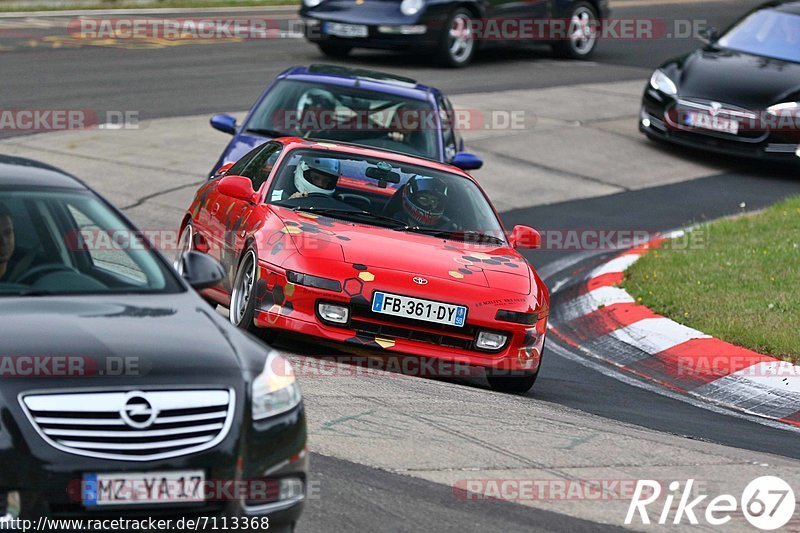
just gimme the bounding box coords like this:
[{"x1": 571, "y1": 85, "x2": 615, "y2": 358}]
[{"x1": 179, "y1": 138, "x2": 548, "y2": 392}]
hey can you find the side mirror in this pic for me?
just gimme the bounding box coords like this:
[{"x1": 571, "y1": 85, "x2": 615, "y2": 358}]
[
  {"x1": 509, "y1": 225, "x2": 541, "y2": 249},
  {"x1": 210, "y1": 114, "x2": 237, "y2": 135},
  {"x1": 218, "y1": 175, "x2": 256, "y2": 203},
  {"x1": 179, "y1": 251, "x2": 225, "y2": 290},
  {"x1": 214, "y1": 162, "x2": 235, "y2": 177},
  {"x1": 452, "y1": 152, "x2": 483, "y2": 170},
  {"x1": 698, "y1": 27, "x2": 718, "y2": 45}
]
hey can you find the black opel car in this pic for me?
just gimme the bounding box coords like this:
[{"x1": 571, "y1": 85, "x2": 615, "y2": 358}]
[
  {"x1": 300, "y1": 0, "x2": 610, "y2": 67},
  {"x1": 0, "y1": 156, "x2": 306, "y2": 530},
  {"x1": 640, "y1": 1, "x2": 800, "y2": 162}
]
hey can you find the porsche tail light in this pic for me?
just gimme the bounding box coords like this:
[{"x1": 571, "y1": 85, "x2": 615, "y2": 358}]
[
  {"x1": 475, "y1": 331, "x2": 508, "y2": 351},
  {"x1": 317, "y1": 302, "x2": 350, "y2": 325},
  {"x1": 287, "y1": 270, "x2": 341, "y2": 292}
]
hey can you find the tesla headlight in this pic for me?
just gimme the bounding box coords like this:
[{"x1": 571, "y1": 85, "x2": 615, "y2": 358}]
[
  {"x1": 252, "y1": 351, "x2": 302, "y2": 421},
  {"x1": 303, "y1": 0, "x2": 323, "y2": 7},
  {"x1": 767, "y1": 102, "x2": 799, "y2": 115},
  {"x1": 400, "y1": 0, "x2": 425, "y2": 16},
  {"x1": 649, "y1": 69, "x2": 678, "y2": 96}
]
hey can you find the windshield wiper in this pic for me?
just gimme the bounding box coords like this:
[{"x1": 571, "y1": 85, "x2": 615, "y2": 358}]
[
  {"x1": 398, "y1": 227, "x2": 506, "y2": 245},
  {"x1": 293, "y1": 207, "x2": 409, "y2": 228},
  {"x1": 244, "y1": 127, "x2": 292, "y2": 137}
]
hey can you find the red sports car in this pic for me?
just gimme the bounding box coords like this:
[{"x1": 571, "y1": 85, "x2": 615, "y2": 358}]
[{"x1": 178, "y1": 138, "x2": 548, "y2": 392}]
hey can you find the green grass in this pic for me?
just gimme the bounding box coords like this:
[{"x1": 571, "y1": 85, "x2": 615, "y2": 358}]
[
  {"x1": 624, "y1": 196, "x2": 800, "y2": 363},
  {"x1": 0, "y1": 0, "x2": 299, "y2": 12}
]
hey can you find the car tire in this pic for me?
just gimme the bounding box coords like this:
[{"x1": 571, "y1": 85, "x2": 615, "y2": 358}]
[
  {"x1": 552, "y1": 1, "x2": 598, "y2": 60},
  {"x1": 486, "y1": 370, "x2": 539, "y2": 394},
  {"x1": 318, "y1": 42, "x2": 352, "y2": 58},
  {"x1": 436, "y1": 8, "x2": 476, "y2": 67},
  {"x1": 176, "y1": 223, "x2": 217, "y2": 308},
  {"x1": 230, "y1": 247, "x2": 260, "y2": 334}
]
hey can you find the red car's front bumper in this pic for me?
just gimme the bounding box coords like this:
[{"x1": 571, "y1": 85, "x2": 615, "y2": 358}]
[{"x1": 252, "y1": 261, "x2": 547, "y2": 374}]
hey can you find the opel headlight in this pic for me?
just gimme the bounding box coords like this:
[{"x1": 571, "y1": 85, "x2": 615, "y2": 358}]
[
  {"x1": 650, "y1": 69, "x2": 678, "y2": 96},
  {"x1": 400, "y1": 0, "x2": 425, "y2": 16},
  {"x1": 252, "y1": 351, "x2": 302, "y2": 421},
  {"x1": 767, "y1": 102, "x2": 799, "y2": 115}
]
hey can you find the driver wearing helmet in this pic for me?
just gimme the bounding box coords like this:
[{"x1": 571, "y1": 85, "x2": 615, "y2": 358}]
[
  {"x1": 288, "y1": 156, "x2": 341, "y2": 199},
  {"x1": 296, "y1": 89, "x2": 338, "y2": 135},
  {"x1": 396, "y1": 175, "x2": 454, "y2": 229}
]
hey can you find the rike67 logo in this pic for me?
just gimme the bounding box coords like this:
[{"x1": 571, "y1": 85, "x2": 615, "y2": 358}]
[{"x1": 625, "y1": 476, "x2": 796, "y2": 530}]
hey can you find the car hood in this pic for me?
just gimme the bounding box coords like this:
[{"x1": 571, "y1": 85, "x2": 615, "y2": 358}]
[
  {"x1": 0, "y1": 294, "x2": 246, "y2": 381},
  {"x1": 273, "y1": 207, "x2": 531, "y2": 294},
  {"x1": 672, "y1": 47, "x2": 800, "y2": 108}
]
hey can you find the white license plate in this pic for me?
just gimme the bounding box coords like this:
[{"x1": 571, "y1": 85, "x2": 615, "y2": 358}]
[
  {"x1": 82, "y1": 470, "x2": 205, "y2": 507},
  {"x1": 324, "y1": 22, "x2": 368, "y2": 38},
  {"x1": 372, "y1": 291, "x2": 467, "y2": 327},
  {"x1": 685, "y1": 112, "x2": 739, "y2": 134}
]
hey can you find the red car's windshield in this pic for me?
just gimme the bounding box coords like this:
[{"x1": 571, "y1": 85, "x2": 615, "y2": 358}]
[{"x1": 267, "y1": 148, "x2": 506, "y2": 245}]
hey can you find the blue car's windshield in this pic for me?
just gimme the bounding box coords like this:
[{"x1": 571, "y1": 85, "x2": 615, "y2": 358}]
[
  {"x1": 244, "y1": 79, "x2": 441, "y2": 160},
  {"x1": 717, "y1": 9, "x2": 800, "y2": 63}
]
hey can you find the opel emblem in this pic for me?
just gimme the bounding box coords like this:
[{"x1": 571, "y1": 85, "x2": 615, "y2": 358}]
[
  {"x1": 412, "y1": 276, "x2": 428, "y2": 285},
  {"x1": 710, "y1": 101, "x2": 722, "y2": 116},
  {"x1": 120, "y1": 392, "x2": 158, "y2": 429}
]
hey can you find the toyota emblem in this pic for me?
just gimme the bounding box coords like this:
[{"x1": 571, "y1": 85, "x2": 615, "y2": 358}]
[{"x1": 412, "y1": 276, "x2": 428, "y2": 285}]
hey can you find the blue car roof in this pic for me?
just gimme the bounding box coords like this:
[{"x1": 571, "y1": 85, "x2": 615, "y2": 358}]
[{"x1": 278, "y1": 64, "x2": 439, "y2": 102}]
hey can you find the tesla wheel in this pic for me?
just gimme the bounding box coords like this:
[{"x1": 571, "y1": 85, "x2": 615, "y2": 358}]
[
  {"x1": 436, "y1": 8, "x2": 476, "y2": 67},
  {"x1": 230, "y1": 248, "x2": 259, "y2": 334},
  {"x1": 176, "y1": 223, "x2": 217, "y2": 308},
  {"x1": 553, "y1": 2, "x2": 598, "y2": 60},
  {"x1": 318, "y1": 42, "x2": 352, "y2": 58}
]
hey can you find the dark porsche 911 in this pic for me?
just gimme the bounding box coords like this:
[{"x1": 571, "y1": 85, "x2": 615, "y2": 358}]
[
  {"x1": 640, "y1": 1, "x2": 800, "y2": 161},
  {"x1": 0, "y1": 156, "x2": 306, "y2": 529},
  {"x1": 300, "y1": 0, "x2": 610, "y2": 67}
]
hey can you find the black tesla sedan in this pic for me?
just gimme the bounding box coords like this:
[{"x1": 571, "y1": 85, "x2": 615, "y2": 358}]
[
  {"x1": 300, "y1": 0, "x2": 610, "y2": 67},
  {"x1": 0, "y1": 156, "x2": 306, "y2": 530},
  {"x1": 640, "y1": 1, "x2": 800, "y2": 162}
]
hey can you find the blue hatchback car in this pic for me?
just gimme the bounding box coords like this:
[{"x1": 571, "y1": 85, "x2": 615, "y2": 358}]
[{"x1": 207, "y1": 64, "x2": 483, "y2": 177}]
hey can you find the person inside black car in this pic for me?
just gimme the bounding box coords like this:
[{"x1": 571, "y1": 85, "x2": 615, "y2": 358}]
[{"x1": 0, "y1": 204, "x2": 18, "y2": 282}]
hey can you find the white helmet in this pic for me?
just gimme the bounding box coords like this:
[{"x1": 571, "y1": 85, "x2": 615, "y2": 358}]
[{"x1": 293, "y1": 157, "x2": 340, "y2": 196}]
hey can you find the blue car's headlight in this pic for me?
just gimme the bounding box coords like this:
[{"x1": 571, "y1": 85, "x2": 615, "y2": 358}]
[
  {"x1": 650, "y1": 69, "x2": 678, "y2": 96},
  {"x1": 400, "y1": 0, "x2": 425, "y2": 16},
  {"x1": 252, "y1": 351, "x2": 302, "y2": 421}
]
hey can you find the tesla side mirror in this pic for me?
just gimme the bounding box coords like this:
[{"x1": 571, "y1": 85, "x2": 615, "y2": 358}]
[
  {"x1": 218, "y1": 175, "x2": 256, "y2": 203},
  {"x1": 210, "y1": 114, "x2": 237, "y2": 135},
  {"x1": 509, "y1": 225, "x2": 541, "y2": 249},
  {"x1": 452, "y1": 152, "x2": 483, "y2": 170},
  {"x1": 698, "y1": 27, "x2": 718, "y2": 45},
  {"x1": 179, "y1": 251, "x2": 225, "y2": 290}
]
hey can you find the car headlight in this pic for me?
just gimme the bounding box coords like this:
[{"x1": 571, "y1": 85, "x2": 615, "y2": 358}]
[
  {"x1": 286, "y1": 270, "x2": 341, "y2": 292},
  {"x1": 400, "y1": 0, "x2": 425, "y2": 16},
  {"x1": 650, "y1": 69, "x2": 678, "y2": 96},
  {"x1": 475, "y1": 330, "x2": 508, "y2": 351},
  {"x1": 252, "y1": 351, "x2": 302, "y2": 421},
  {"x1": 767, "y1": 102, "x2": 799, "y2": 115},
  {"x1": 303, "y1": 0, "x2": 323, "y2": 7}
]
